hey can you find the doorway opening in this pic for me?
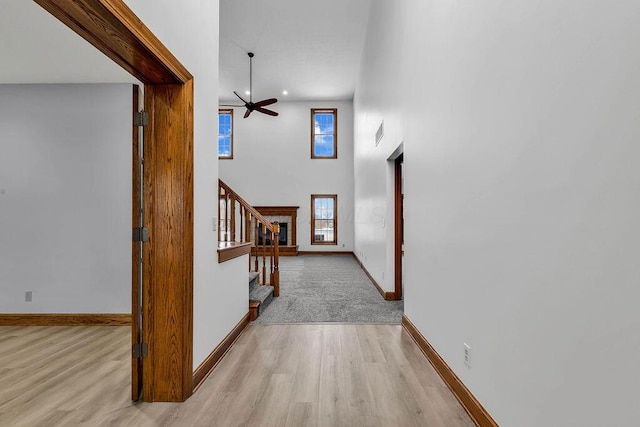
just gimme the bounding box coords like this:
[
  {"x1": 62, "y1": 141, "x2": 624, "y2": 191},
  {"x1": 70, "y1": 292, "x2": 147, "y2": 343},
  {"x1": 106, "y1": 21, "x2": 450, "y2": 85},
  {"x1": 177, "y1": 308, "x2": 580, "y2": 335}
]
[
  {"x1": 394, "y1": 154, "x2": 404, "y2": 300},
  {"x1": 33, "y1": 0, "x2": 195, "y2": 402}
]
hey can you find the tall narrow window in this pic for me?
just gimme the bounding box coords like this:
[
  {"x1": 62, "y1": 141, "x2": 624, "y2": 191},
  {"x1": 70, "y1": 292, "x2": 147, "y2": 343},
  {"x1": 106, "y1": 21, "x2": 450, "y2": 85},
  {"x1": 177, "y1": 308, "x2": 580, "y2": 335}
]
[
  {"x1": 311, "y1": 108, "x2": 337, "y2": 159},
  {"x1": 218, "y1": 109, "x2": 233, "y2": 159},
  {"x1": 311, "y1": 194, "x2": 337, "y2": 245}
]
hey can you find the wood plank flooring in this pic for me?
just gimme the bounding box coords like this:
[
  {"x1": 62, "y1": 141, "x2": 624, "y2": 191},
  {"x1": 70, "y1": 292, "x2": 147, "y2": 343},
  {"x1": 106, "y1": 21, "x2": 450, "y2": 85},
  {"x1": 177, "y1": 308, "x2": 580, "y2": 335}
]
[{"x1": 0, "y1": 324, "x2": 474, "y2": 426}]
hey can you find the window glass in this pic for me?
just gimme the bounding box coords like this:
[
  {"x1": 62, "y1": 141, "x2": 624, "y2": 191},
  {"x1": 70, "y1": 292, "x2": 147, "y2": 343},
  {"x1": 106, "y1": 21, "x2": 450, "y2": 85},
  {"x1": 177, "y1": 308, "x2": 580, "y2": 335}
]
[
  {"x1": 311, "y1": 109, "x2": 337, "y2": 158},
  {"x1": 218, "y1": 110, "x2": 233, "y2": 158},
  {"x1": 311, "y1": 195, "x2": 337, "y2": 244}
]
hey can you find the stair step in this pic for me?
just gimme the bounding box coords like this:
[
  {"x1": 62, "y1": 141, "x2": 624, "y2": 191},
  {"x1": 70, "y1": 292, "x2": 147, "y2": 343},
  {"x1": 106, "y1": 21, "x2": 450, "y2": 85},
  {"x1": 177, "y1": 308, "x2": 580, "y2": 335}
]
[
  {"x1": 249, "y1": 284, "x2": 274, "y2": 305},
  {"x1": 249, "y1": 284, "x2": 274, "y2": 319},
  {"x1": 248, "y1": 271, "x2": 274, "y2": 319},
  {"x1": 248, "y1": 271, "x2": 260, "y2": 284}
]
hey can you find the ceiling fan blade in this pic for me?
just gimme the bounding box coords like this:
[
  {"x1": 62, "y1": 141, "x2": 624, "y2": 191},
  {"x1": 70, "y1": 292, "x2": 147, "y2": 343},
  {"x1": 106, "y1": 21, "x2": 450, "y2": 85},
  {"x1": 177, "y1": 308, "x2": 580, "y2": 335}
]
[
  {"x1": 243, "y1": 109, "x2": 252, "y2": 118},
  {"x1": 254, "y1": 98, "x2": 278, "y2": 108},
  {"x1": 256, "y1": 106, "x2": 279, "y2": 117},
  {"x1": 234, "y1": 91, "x2": 249, "y2": 104}
]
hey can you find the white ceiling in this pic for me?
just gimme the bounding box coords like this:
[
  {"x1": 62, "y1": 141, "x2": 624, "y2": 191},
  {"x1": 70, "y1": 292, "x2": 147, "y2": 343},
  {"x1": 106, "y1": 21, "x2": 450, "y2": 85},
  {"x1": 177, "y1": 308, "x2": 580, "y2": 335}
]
[
  {"x1": 0, "y1": 0, "x2": 372, "y2": 100},
  {"x1": 219, "y1": 0, "x2": 372, "y2": 102},
  {"x1": 0, "y1": 0, "x2": 135, "y2": 84}
]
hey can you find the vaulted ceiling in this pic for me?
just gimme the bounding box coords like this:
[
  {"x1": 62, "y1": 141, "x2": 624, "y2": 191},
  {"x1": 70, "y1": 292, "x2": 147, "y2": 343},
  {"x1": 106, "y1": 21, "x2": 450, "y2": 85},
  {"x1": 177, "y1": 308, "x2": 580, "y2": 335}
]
[{"x1": 219, "y1": 0, "x2": 372, "y2": 102}]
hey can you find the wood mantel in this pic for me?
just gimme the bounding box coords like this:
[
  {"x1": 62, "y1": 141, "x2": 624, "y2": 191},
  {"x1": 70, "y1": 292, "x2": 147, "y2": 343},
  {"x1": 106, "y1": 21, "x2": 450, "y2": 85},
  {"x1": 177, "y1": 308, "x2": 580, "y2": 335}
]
[
  {"x1": 253, "y1": 206, "x2": 300, "y2": 216},
  {"x1": 253, "y1": 206, "x2": 299, "y2": 256}
]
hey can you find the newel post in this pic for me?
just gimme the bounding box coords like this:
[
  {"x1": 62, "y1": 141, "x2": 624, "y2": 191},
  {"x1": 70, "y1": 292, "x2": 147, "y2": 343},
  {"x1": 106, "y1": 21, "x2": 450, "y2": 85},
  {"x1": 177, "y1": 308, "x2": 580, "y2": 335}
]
[{"x1": 272, "y1": 222, "x2": 280, "y2": 297}]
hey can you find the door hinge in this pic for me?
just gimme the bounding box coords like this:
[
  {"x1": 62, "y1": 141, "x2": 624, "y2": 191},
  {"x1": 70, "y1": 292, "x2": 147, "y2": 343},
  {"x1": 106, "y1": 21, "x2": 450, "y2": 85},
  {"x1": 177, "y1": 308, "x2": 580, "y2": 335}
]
[
  {"x1": 132, "y1": 342, "x2": 148, "y2": 358},
  {"x1": 133, "y1": 227, "x2": 149, "y2": 242},
  {"x1": 134, "y1": 111, "x2": 149, "y2": 127}
]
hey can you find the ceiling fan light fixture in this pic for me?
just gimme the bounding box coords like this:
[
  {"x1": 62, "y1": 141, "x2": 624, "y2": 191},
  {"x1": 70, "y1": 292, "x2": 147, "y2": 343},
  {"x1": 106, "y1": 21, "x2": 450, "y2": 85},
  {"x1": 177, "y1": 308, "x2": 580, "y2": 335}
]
[{"x1": 222, "y1": 52, "x2": 279, "y2": 118}]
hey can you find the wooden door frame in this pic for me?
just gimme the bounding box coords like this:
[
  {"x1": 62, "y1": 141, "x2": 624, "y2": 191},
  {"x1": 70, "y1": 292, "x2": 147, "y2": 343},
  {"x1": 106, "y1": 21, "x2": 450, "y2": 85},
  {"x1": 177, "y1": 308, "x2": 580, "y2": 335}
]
[
  {"x1": 394, "y1": 154, "x2": 404, "y2": 300},
  {"x1": 131, "y1": 84, "x2": 142, "y2": 401},
  {"x1": 35, "y1": 0, "x2": 194, "y2": 402}
]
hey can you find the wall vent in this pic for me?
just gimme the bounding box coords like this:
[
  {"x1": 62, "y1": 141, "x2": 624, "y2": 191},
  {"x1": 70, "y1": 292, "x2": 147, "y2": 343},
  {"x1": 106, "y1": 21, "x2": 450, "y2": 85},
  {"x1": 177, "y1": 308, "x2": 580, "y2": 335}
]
[{"x1": 375, "y1": 120, "x2": 384, "y2": 146}]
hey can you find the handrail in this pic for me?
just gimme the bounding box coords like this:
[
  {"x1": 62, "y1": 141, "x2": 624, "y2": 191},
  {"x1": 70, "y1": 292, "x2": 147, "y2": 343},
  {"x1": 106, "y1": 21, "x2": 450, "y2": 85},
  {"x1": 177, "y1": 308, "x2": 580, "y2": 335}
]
[{"x1": 219, "y1": 179, "x2": 275, "y2": 233}]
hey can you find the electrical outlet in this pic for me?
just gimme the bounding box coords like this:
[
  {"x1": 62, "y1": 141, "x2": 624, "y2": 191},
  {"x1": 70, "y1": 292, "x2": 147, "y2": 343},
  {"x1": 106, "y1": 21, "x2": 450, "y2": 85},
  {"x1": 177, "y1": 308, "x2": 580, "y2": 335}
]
[
  {"x1": 464, "y1": 343, "x2": 471, "y2": 367},
  {"x1": 25, "y1": 291, "x2": 32, "y2": 302}
]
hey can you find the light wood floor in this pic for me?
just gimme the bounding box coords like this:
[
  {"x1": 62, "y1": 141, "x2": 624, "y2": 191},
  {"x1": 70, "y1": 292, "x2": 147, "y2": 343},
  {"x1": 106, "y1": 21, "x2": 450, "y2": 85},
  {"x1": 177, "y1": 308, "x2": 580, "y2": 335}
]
[{"x1": 0, "y1": 324, "x2": 474, "y2": 427}]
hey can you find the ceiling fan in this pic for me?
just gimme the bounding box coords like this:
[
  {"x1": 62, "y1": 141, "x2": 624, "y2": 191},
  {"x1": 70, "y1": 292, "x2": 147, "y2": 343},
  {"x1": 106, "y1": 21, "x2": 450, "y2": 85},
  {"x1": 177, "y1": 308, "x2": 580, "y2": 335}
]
[{"x1": 221, "y1": 52, "x2": 278, "y2": 118}]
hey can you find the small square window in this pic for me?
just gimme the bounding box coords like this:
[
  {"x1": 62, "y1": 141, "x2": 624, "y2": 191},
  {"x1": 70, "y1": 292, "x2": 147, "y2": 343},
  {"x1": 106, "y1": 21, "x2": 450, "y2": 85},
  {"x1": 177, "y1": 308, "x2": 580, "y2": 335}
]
[
  {"x1": 218, "y1": 109, "x2": 233, "y2": 159},
  {"x1": 311, "y1": 108, "x2": 337, "y2": 159}
]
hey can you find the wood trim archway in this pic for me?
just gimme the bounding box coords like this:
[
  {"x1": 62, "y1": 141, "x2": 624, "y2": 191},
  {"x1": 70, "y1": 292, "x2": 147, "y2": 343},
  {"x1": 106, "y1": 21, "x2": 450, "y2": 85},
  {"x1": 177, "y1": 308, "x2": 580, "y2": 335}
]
[
  {"x1": 394, "y1": 154, "x2": 403, "y2": 300},
  {"x1": 35, "y1": 0, "x2": 194, "y2": 402}
]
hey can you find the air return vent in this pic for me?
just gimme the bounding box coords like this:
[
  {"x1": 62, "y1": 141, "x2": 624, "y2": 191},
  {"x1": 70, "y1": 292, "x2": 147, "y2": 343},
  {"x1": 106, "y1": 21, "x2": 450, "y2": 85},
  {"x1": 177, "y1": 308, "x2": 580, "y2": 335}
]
[{"x1": 375, "y1": 120, "x2": 384, "y2": 146}]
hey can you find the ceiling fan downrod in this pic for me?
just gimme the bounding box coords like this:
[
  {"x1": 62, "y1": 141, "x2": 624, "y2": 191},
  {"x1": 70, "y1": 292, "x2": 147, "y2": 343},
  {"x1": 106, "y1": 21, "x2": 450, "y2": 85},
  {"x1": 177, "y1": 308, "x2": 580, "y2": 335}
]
[
  {"x1": 220, "y1": 51, "x2": 279, "y2": 118},
  {"x1": 248, "y1": 52, "x2": 253, "y2": 103}
]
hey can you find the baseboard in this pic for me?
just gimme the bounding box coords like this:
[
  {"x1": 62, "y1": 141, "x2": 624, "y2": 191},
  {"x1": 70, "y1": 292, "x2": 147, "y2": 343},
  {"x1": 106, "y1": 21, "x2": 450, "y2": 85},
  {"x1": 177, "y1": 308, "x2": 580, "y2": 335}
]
[
  {"x1": 402, "y1": 315, "x2": 498, "y2": 427},
  {"x1": 0, "y1": 313, "x2": 131, "y2": 326},
  {"x1": 192, "y1": 312, "x2": 251, "y2": 392},
  {"x1": 298, "y1": 250, "x2": 354, "y2": 255},
  {"x1": 351, "y1": 253, "x2": 395, "y2": 300}
]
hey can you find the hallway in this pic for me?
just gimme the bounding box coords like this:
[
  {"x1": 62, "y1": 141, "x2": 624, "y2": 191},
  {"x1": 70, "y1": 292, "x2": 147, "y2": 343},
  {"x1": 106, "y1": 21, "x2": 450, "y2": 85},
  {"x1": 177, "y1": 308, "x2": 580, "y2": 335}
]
[
  {"x1": 0, "y1": 324, "x2": 473, "y2": 426},
  {"x1": 254, "y1": 254, "x2": 403, "y2": 324}
]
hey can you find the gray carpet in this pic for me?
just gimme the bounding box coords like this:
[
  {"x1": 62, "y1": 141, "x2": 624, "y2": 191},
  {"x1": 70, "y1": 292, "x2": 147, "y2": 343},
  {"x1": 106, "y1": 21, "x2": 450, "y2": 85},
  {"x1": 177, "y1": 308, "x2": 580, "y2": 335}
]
[{"x1": 253, "y1": 254, "x2": 403, "y2": 324}]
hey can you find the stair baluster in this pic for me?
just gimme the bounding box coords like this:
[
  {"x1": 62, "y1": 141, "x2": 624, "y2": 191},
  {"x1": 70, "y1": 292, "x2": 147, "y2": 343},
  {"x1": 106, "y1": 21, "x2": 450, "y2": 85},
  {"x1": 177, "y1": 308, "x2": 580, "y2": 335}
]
[
  {"x1": 230, "y1": 196, "x2": 236, "y2": 241},
  {"x1": 254, "y1": 220, "x2": 259, "y2": 273},
  {"x1": 217, "y1": 182, "x2": 222, "y2": 242},
  {"x1": 261, "y1": 223, "x2": 266, "y2": 284},
  {"x1": 239, "y1": 205, "x2": 244, "y2": 242},
  {"x1": 269, "y1": 228, "x2": 274, "y2": 280},
  {"x1": 245, "y1": 212, "x2": 251, "y2": 243}
]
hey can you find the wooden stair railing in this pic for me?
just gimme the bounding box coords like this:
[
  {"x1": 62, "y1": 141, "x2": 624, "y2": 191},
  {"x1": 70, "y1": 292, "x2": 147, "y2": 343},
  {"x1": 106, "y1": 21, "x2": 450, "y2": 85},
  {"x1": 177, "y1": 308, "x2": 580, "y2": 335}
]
[{"x1": 218, "y1": 179, "x2": 279, "y2": 297}]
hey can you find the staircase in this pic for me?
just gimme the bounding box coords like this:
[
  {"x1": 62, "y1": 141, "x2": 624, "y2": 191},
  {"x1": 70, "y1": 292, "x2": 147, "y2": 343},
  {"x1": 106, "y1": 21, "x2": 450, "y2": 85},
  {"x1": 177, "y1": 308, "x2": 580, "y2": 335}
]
[
  {"x1": 248, "y1": 271, "x2": 274, "y2": 320},
  {"x1": 218, "y1": 179, "x2": 280, "y2": 320}
]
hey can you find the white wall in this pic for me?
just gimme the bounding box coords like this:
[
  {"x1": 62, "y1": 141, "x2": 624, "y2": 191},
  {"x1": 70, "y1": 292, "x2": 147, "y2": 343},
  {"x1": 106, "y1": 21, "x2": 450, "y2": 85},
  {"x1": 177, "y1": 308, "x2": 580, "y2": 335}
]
[
  {"x1": 124, "y1": 0, "x2": 247, "y2": 369},
  {"x1": 219, "y1": 101, "x2": 354, "y2": 252},
  {"x1": 355, "y1": 1, "x2": 640, "y2": 426},
  {"x1": 353, "y1": 1, "x2": 406, "y2": 291},
  {"x1": 0, "y1": 84, "x2": 131, "y2": 313},
  {"x1": 0, "y1": 0, "x2": 136, "y2": 84}
]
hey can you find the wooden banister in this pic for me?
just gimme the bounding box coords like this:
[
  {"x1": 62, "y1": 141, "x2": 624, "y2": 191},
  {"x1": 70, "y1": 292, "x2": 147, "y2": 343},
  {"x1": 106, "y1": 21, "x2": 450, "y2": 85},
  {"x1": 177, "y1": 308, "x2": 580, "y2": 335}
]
[
  {"x1": 218, "y1": 179, "x2": 279, "y2": 298},
  {"x1": 219, "y1": 179, "x2": 276, "y2": 233}
]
